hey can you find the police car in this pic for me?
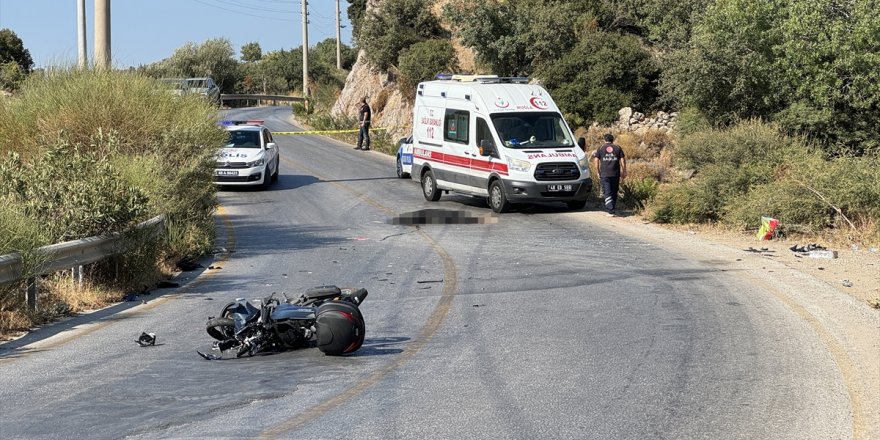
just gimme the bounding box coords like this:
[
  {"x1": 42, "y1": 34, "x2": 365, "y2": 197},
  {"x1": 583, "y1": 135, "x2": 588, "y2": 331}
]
[
  {"x1": 396, "y1": 135, "x2": 413, "y2": 179},
  {"x1": 214, "y1": 120, "x2": 280, "y2": 189}
]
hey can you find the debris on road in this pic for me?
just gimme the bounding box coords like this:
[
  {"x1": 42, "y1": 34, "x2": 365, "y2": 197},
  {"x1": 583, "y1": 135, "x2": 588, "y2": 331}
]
[
  {"x1": 841, "y1": 279, "x2": 853, "y2": 288},
  {"x1": 790, "y1": 243, "x2": 838, "y2": 259},
  {"x1": 196, "y1": 351, "x2": 221, "y2": 360},
  {"x1": 136, "y1": 332, "x2": 156, "y2": 347},
  {"x1": 417, "y1": 279, "x2": 443, "y2": 284},
  {"x1": 177, "y1": 260, "x2": 202, "y2": 271}
]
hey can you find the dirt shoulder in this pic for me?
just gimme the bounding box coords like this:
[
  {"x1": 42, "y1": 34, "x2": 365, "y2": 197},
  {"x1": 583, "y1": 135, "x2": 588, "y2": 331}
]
[{"x1": 569, "y1": 209, "x2": 880, "y2": 440}]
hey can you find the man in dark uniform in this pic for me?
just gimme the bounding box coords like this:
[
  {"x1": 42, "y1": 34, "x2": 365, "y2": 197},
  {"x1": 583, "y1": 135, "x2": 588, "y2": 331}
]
[
  {"x1": 355, "y1": 97, "x2": 372, "y2": 151},
  {"x1": 590, "y1": 133, "x2": 627, "y2": 216}
]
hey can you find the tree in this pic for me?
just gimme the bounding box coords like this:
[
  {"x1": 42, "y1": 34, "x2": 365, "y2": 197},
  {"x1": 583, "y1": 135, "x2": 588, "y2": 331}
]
[
  {"x1": 312, "y1": 38, "x2": 357, "y2": 71},
  {"x1": 0, "y1": 29, "x2": 34, "y2": 73},
  {"x1": 241, "y1": 42, "x2": 262, "y2": 62},
  {"x1": 359, "y1": 0, "x2": 447, "y2": 70},
  {"x1": 660, "y1": 0, "x2": 879, "y2": 154},
  {"x1": 347, "y1": 0, "x2": 369, "y2": 44},
  {"x1": 398, "y1": 39, "x2": 458, "y2": 99},
  {"x1": 538, "y1": 29, "x2": 658, "y2": 125},
  {"x1": 147, "y1": 38, "x2": 239, "y2": 92}
]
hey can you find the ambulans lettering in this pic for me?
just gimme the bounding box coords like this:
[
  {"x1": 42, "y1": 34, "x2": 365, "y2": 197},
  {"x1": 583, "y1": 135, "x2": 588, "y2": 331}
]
[
  {"x1": 526, "y1": 152, "x2": 577, "y2": 160},
  {"x1": 414, "y1": 148, "x2": 432, "y2": 159}
]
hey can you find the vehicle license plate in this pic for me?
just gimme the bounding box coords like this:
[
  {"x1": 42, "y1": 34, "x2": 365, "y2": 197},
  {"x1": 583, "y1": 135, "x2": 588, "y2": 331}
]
[
  {"x1": 547, "y1": 184, "x2": 572, "y2": 192},
  {"x1": 216, "y1": 170, "x2": 238, "y2": 176}
]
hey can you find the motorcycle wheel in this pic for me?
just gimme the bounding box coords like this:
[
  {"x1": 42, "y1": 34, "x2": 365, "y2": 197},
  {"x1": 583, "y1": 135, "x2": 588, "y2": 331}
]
[{"x1": 206, "y1": 317, "x2": 235, "y2": 341}]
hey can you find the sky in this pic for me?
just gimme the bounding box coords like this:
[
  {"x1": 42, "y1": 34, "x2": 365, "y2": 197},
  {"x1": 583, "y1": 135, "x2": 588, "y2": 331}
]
[{"x1": 0, "y1": 0, "x2": 354, "y2": 68}]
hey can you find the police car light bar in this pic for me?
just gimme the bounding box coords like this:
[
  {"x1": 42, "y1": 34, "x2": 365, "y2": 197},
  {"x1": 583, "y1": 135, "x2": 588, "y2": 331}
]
[{"x1": 220, "y1": 120, "x2": 265, "y2": 126}]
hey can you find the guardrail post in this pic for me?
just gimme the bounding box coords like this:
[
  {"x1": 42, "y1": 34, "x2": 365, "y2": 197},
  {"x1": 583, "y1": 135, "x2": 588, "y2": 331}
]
[{"x1": 26, "y1": 277, "x2": 37, "y2": 310}]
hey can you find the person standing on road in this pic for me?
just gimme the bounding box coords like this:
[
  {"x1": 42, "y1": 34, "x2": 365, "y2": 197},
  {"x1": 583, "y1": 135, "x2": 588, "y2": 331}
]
[
  {"x1": 355, "y1": 97, "x2": 372, "y2": 151},
  {"x1": 590, "y1": 133, "x2": 627, "y2": 216}
]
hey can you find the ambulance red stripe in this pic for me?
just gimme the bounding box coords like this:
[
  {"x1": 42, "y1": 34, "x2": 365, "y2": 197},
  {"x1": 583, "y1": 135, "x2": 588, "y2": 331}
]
[{"x1": 414, "y1": 150, "x2": 509, "y2": 176}]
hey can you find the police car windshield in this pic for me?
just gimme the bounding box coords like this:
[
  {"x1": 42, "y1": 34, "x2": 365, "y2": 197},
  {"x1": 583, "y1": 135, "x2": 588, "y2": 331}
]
[
  {"x1": 225, "y1": 130, "x2": 261, "y2": 148},
  {"x1": 490, "y1": 112, "x2": 574, "y2": 149}
]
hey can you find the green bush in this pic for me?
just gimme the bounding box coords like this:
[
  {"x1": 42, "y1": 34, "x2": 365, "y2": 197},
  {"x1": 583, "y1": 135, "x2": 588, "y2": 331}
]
[
  {"x1": 0, "y1": 68, "x2": 223, "y2": 267},
  {"x1": 359, "y1": 0, "x2": 447, "y2": 70},
  {"x1": 622, "y1": 177, "x2": 659, "y2": 211},
  {"x1": 398, "y1": 39, "x2": 458, "y2": 100},
  {"x1": 649, "y1": 120, "x2": 807, "y2": 224},
  {"x1": 0, "y1": 145, "x2": 148, "y2": 242}
]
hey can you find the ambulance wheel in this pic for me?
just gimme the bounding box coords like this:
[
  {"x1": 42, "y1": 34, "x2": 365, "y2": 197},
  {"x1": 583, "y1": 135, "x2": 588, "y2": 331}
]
[
  {"x1": 488, "y1": 180, "x2": 510, "y2": 213},
  {"x1": 422, "y1": 170, "x2": 441, "y2": 202},
  {"x1": 396, "y1": 156, "x2": 409, "y2": 179}
]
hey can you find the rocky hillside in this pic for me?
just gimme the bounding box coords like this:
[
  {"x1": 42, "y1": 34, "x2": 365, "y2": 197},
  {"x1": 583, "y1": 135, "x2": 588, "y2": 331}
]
[{"x1": 331, "y1": 0, "x2": 473, "y2": 140}]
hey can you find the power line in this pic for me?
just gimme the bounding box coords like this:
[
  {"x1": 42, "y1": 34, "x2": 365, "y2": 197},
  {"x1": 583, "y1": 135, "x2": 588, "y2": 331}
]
[{"x1": 189, "y1": 0, "x2": 296, "y2": 22}]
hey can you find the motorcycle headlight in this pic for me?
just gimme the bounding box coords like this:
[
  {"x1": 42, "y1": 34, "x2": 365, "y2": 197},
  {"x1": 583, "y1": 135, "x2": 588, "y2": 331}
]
[
  {"x1": 507, "y1": 157, "x2": 532, "y2": 172},
  {"x1": 246, "y1": 157, "x2": 266, "y2": 167}
]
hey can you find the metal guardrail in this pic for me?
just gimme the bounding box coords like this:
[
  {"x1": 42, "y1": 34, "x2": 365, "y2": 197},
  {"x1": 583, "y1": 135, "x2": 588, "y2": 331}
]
[
  {"x1": 220, "y1": 94, "x2": 305, "y2": 105},
  {"x1": 0, "y1": 215, "x2": 165, "y2": 308}
]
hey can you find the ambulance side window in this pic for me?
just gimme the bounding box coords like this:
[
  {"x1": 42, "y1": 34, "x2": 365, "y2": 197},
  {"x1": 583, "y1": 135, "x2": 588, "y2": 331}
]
[
  {"x1": 476, "y1": 118, "x2": 494, "y2": 149},
  {"x1": 444, "y1": 110, "x2": 469, "y2": 144}
]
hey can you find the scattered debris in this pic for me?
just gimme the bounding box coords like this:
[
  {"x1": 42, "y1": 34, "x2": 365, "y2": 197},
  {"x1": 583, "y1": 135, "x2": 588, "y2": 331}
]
[
  {"x1": 743, "y1": 247, "x2": 774, "y2": 254},
  {"x1": 205, "y1": 297, "x2": 214, "y2": 300},
  {"x1": 177, "y1": 260, "x2": 203, "y2": 271},
  {"x1": 790, "y1": 243, "x2": 838, "y2": 259},
  {"x1": 156, "y1": 281, "x2": 179, "y2": 288},
  {"x1": 841, "y1": 279, "x2": 853, "y2": 288},
  {"x1": 757, "y1": 217, "x2": 780, "y2": 240},
  {"x1": 868, "y1": 298, "x2": 880, "y2": 309},
  {"x1": 417, "y1": 279, "x2": 443, "y2": 284},
  {"x1": 196, "y1": 351, "x2": 221, "y2": 360},
  {"x1": 790, "y1": 243, "x2": 826, "y2": 253},
  {"x1": 472, "y1": 304, "x2": 485, "y2": 307},
  {"x1": 208, "y1": 266, "x2": 222, "y2": 270},
  {"x1": 809, "y1": 250, "x2": 838, "y2": 259},
  {"x1": 136, "y1": 332, "x2": 156, "y2": 347}
]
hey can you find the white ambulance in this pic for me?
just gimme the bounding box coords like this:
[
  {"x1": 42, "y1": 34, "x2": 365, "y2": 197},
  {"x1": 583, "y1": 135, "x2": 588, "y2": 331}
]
[{"x1": 410, "y1": 75, "x2": 591, "y2": 213}]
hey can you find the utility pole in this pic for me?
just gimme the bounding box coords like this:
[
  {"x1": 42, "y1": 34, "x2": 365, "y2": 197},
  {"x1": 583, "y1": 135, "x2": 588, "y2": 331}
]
[
  {"x1": 335, "y1": 0, "x2": 342, "y2": 70},
  {"x1": 94, "y1": 0, "x2": 111, "y2": 69},
  {"x1": 77, "y1": 0, "x2": 88, "y2": 68},
  {"x1": 301, "y1": 0, "x2": 309, "y2": 100}
]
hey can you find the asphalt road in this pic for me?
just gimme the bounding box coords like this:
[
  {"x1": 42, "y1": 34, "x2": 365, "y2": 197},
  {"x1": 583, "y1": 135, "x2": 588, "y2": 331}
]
[{"x1": 0, "y1": 107, "x2": 852, "y2": 439}]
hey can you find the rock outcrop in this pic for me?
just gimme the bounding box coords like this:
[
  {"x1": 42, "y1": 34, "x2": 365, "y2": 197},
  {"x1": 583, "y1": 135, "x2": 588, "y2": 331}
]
[
  {"x1": 331, "y1": 52, "x2": 413, "y2": 141},
  {"x1": 611, "y1": 107, "x2": 678, "y2": 134}
]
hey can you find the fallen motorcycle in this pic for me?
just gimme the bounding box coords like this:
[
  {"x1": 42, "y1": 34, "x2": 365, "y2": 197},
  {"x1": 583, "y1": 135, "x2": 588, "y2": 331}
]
[{"x1": 199, "y1": 285, "x2": 367, "y2": 359}]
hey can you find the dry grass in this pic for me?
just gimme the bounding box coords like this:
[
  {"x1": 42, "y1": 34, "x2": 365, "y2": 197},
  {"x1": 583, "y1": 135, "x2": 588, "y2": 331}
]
[{"x1": 43, "y1": 277, "x2": 123, "y2": 312}]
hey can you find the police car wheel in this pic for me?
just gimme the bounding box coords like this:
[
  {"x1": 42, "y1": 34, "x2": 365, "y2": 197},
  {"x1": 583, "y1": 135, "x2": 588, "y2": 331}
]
[
  {"x1": 422, "y1": 170, "x2": 441, "y2": 202},
  {"x1": 396, "y1": 156, "x2": 409, "y2": 179},
  {"x1": 489, "y1": 180, "x2": 510, "y2": 213}
]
